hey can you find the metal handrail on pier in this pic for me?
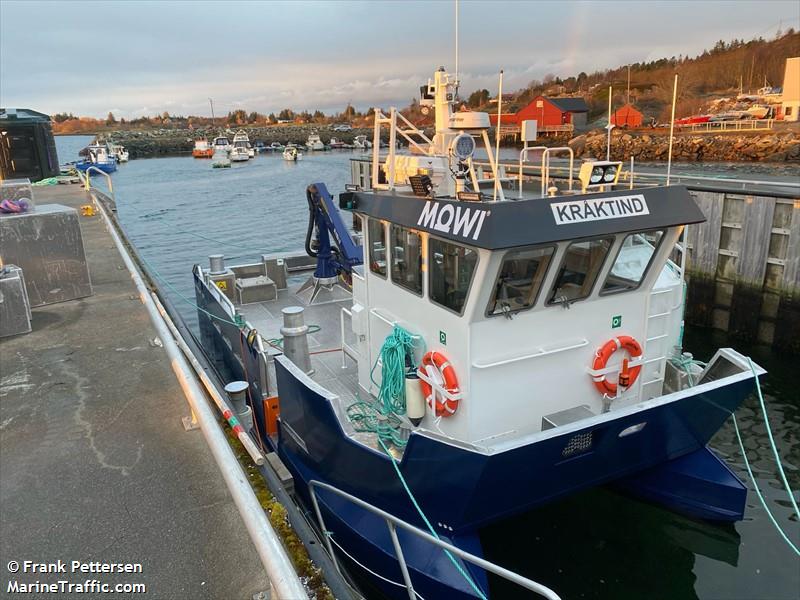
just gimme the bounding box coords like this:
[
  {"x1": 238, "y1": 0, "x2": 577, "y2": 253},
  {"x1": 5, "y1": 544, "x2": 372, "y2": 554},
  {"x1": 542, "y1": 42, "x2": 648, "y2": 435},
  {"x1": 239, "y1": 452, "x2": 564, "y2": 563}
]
[
  {"x1": 90, "y1": 194, "x2": 308, "y2": 599},
  {"x1": 308, "y1": 479, "x2": 562, "y2": 600},
  {"x1": 80, "y1": 166, "x2": 116, "y2": 203}
]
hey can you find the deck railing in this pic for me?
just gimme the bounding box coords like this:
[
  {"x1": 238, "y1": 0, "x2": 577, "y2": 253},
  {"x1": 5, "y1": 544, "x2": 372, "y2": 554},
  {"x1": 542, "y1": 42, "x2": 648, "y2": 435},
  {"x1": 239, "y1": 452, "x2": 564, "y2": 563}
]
[
  {"x1": 676, "y1": 118, "x2": 774, "y2": 134},
  {"x1": 308, "y1": 479, "x2": 562, "y2": 600}
]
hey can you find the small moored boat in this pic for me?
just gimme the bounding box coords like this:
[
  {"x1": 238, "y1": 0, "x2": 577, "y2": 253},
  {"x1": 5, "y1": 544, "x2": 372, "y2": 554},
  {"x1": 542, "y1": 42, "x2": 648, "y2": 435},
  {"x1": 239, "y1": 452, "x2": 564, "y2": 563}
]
[
  {"x1": 192, "y1": 139, "x2": 214, "y2": 158},
  {"x1": 75, "y1": 144, "x2": 117, "y2": 174},
  {"x1": 306, "y1": 132, "x2": 325, "y2": 151},
  {"x1": 282, "y1": 145, "x2": 302, "y2": 161},
  {"x1": 212, "y1": 135, "x2": 232, "y2": 153},
  {"x1": 231, "y1": 130, "x2": 251, "y2": 162},
  {"x1": 352, "y1": 134, "x2": 372, "y2": 150},
  {"x1": 108, "y1": 143, "x2": 129, "y2": 162}
]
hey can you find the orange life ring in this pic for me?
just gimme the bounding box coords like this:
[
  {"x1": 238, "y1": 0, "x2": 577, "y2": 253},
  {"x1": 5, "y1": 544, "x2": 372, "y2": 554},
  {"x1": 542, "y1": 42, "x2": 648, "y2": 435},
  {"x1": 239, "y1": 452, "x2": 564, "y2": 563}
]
[
  {"x1": 417, "y1": 351, "x2": 461, "y2": 417},
  {"x1": 591, "y1": 335, "x2": 643, "y2": 396}
]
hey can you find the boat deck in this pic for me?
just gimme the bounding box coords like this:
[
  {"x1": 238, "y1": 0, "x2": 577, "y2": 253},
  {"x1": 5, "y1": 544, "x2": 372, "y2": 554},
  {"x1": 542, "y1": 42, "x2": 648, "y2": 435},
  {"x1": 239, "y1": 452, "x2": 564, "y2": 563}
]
[
  {"x1": 0, "y1": 185, "x2": 269, "y2": 598},
  {"x1": 237, "y1": 278, "x2": 389, "y2": 450}
]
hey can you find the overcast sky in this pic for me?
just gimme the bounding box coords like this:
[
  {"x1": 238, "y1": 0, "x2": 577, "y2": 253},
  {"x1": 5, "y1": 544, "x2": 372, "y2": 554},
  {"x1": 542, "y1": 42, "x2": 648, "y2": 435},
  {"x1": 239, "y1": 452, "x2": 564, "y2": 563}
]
[{"x1": 1, "y1": 0, "x2": 797, "y2": 118}]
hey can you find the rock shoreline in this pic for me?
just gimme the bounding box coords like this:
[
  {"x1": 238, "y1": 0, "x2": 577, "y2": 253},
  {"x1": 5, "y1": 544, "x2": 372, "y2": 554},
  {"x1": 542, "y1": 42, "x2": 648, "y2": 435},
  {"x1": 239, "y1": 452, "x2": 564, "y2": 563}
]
[
  {"x1": 95, "y1": 124, "x2": 800, "y2": 163},
  {"x1": 568, "y1": 129, "x2": 800, "y2": 163}
]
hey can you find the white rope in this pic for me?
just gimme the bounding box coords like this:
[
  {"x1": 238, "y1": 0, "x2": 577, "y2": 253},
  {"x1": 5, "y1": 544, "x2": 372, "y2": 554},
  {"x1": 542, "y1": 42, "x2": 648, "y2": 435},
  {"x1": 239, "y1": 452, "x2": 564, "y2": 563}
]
[{"x1": 326, "y1": 533, "x2": 426, "y2": 599}]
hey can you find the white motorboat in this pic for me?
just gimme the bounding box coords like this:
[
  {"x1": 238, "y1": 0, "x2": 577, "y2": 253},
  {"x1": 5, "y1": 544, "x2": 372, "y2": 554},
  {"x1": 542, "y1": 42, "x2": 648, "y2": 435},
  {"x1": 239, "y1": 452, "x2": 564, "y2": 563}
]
[
  {"x1": 306, "y1": 132, "x2": 325, "y2": 151},
  {"x1": 269, "y1": 142, "x2": 284, "y2": 152},
  {"x1": 108, "y1": 143, "x2": 129, "y2": 162},
  {"x1": 282, "y1": 146, "x2": 302, "y2": 161},
  {"x1": 231, "y1": 130, "x2": 251, "y2": 161},
  {"x1": 212, "y1": 135, "x2": 232, "y2": 153},
  {"x1": 352, "y1": 134, "x2": 372, "y2": 150}
]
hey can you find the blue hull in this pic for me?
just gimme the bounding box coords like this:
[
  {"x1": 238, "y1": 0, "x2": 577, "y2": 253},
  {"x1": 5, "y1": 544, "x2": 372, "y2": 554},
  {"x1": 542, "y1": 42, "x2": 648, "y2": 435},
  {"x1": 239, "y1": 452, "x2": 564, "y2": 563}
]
[
  {"x1": 192, "y1": 273, "x2": 755, "y2": 599},
  {"x1": 274, "y1": 356, "x2": 752, "y2": 533},
  {"x1": 75, "y1": 160, "x2": 117, "y2": 174},
  {"x1": 269, "y1": 356, "x2": 754, "y2": 599}
]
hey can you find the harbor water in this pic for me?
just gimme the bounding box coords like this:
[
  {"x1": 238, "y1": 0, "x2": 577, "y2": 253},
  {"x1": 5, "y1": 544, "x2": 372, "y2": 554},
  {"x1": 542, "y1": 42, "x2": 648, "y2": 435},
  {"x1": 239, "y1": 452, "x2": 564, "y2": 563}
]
[{"x1": 58, "y1": 136, "x2": 799, "y2": 599}]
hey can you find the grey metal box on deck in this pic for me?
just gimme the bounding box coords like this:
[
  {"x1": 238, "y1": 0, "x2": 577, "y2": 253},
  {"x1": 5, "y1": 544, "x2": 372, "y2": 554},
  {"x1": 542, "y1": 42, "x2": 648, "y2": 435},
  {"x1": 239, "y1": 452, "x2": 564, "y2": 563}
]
[
  {"x1": 0, "y1": 204, "x2": 92, "y2": 307},
  {"x1": 0, "y1": 265, "x2": 32, "y2": 337}
]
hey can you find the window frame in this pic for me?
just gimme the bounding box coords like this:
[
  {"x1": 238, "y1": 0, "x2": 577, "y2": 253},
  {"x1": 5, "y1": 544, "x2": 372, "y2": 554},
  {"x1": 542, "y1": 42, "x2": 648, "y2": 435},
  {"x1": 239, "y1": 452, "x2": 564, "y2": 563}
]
[
  {"x1": 485, "y1": 244, "x2": 557, "y2": 318},
  {"x1": 599, "y1": 228, "x2": 667, "y2": 297},
  {"x1": 545, "y1": 235, "x2": 616, "y2": 307},
  {"x1": 427, "y1": 235, "x2": 480, "y2": 317},
  {"x1": 367, "y1": 217, "x2": 387, "y2": 279},
  {"x1": 389, "y1": 224, "x2": 424, "y2": 297}
]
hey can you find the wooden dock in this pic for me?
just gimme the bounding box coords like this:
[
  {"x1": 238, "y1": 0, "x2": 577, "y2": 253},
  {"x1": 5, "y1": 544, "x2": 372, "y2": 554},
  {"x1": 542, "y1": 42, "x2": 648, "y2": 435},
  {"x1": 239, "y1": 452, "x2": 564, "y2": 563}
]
[{"x1": 685, "y1": 189, "x2": 799, "y2": 351}]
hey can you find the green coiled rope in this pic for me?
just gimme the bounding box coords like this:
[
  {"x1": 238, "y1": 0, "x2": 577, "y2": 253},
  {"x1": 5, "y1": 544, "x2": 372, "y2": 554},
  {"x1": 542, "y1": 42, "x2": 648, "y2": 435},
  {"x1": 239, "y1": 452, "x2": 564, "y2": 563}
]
[
  {"x1": 346, "y1": 325, "x2": 422, "y2": 449},
  {"x1": 370, "y1": 325, "x2": 418, "y2": 416}
]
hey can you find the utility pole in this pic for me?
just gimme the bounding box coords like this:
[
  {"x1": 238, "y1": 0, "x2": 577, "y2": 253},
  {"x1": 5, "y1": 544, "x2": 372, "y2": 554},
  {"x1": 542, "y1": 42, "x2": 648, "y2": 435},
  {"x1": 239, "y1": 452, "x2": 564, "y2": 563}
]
[
  {"x1": 627, "y1": 64, "x2": 631, "y2": 105},
  {"x1": 209, "y1": 98, "x2": 215, "y2": 124}
]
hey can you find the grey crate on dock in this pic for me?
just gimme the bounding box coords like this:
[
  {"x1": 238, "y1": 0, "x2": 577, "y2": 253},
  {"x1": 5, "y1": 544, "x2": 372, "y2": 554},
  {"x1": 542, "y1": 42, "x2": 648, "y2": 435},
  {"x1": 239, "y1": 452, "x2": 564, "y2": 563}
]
[
  {"x1": 0, "y1": 265, "x2": 32, "y2": 337},
  {"x1": 0, "y1": 204, "x2": 92, "y2": 307}
]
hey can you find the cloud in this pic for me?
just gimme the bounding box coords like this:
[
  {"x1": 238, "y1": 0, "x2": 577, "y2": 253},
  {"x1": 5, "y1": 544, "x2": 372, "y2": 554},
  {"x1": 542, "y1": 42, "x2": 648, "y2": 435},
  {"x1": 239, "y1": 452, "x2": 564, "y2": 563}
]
[{"x1": 2, "y1": 0, "x2": 796, "y2": 117}]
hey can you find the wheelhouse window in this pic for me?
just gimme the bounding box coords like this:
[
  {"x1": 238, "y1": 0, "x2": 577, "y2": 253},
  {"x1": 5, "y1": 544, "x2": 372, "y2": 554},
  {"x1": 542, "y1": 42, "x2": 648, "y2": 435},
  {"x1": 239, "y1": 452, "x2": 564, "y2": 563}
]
[
  {"x1": 429, "y1": 238, "x2": 478, "y2": 315},
  {"x1": 548, "y1": 237, "x2": 614, "y2": 304},
  {"x1": 602, "y1": 230, "x2": 665, "y2": 294},
  {"x1": 368, "y1": 219, "x2": 387, "y2": 277},
  {"x1": 488, "y1": 246, "x2": 555, "y2": 316},
  {"x1": 390, "y1": 225, "x2": 423, "y2": 295}
]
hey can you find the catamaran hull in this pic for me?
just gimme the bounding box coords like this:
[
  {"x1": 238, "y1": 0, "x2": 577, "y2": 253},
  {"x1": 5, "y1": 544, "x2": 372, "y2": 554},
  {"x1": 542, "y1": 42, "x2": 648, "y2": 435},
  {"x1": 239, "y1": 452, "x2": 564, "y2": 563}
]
[
  {"x1": 266, "y1": 355, "x2": 754, "y2": 598},
  {"x1": 193, "y1": 267, "x2": 754, "y2": 598}
]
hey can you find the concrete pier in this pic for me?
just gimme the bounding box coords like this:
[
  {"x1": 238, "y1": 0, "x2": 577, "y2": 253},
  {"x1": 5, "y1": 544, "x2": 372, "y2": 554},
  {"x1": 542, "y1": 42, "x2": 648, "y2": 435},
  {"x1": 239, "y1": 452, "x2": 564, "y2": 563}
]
[{"x1": 0, "y1": 185, "x2": 270, "y2": 598}]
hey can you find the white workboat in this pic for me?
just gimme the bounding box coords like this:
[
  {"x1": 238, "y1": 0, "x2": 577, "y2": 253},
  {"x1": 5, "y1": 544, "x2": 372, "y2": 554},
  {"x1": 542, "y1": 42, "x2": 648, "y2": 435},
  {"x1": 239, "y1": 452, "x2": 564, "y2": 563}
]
[
  {"x1": 193, "y1": 66, "x2": 764, "y2": 600},
  {"x1": 212, "y1": 135, "x2": 232, "y2": 153},
  {"x1": 108, "y1": 143, "x2": 129, "y2": 162},
  {"x1": 283, "y1": 145, "x2": 302, "y2": 161},
  {"x1": 231, "y1": 130, "x2": 251, "y2": 162},
  {"x1": 306, "y1": 132, "x2": 325, "y2": 151},
  {"x1": 352, "y1": 134, "x2": 372, "y2": 150}
]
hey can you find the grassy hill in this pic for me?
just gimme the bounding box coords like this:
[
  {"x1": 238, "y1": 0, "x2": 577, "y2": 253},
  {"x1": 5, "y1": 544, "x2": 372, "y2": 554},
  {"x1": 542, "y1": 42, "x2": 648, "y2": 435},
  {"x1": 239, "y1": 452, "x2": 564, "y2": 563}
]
[{"x1": 468, "y1": 30, "x2": 799, "y2": 123}]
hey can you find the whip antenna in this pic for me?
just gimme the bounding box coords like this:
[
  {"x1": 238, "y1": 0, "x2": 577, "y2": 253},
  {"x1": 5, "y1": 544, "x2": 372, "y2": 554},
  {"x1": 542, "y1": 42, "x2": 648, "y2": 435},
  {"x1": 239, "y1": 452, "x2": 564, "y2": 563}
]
[{"x1": 667, "y1": 73, "x2": 678, "y2": 185}]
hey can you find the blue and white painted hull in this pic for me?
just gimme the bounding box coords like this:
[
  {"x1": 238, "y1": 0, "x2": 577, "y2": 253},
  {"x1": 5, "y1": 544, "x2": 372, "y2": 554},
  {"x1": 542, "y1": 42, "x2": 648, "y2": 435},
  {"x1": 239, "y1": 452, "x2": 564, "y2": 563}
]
[
  {"x1": 192, "y1": 268, "x2": 756, "y2": 599},
  {"x1": 269, "y1": 355, "x2": 753, "y2": 598},
  {"x1": 75, "y1": 159, "x2": 117, "y2": 174}
]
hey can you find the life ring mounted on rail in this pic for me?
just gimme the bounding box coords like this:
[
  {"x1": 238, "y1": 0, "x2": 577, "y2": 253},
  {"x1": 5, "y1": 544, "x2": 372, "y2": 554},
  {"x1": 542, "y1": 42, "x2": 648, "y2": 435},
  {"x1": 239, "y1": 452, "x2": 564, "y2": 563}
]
[
  {"x1": 591, "y1": 335, "x2": 643, "y2": 396},
  {"x1": 417, "y1": 351, "x2": 462, "y2": 418}
]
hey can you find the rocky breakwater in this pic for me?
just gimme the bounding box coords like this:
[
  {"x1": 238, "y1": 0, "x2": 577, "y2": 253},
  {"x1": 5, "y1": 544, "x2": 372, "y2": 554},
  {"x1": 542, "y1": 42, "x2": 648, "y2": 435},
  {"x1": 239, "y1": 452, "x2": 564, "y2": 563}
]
[
  {"x1": 106, "y1": 125, "x2": 377, "y2": 159},
  {"x1": 568, "y1": 129, "x2": 800, "y2": 163}
]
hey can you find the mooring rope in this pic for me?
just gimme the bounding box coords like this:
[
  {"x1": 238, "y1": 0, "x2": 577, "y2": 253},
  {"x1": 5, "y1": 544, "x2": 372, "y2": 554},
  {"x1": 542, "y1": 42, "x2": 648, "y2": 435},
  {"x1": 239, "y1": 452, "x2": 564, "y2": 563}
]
[
  {"x1": 672, "y1": 353, "x2": 799, "y2": 555},
  {"x1": 378, "y1": 437, "x2": 488, "y2": 600},
  {"x1": 746, "y1": 357, "x2": 800, "y2": 522}
]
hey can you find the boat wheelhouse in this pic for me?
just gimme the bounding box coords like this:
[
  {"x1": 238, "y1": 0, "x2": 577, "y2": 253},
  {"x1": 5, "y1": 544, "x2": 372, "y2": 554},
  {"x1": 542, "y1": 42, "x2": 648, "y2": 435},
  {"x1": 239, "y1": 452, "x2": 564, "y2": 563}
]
[
  {"x1": 192, "y1": 67, "x2": 764, "y2": 600},
  {"x1": 75, "y1": 144, "x2": 117, "y2": 174},
  {"x1": 212, "y1": 135, "x2": 231, "y2": 153},
  {"x1": 192, "y1": 138, "x2": 214, "y2": 158},
  {"x1": 306, "y1": 132, "x2": 325, "y2": 151}
]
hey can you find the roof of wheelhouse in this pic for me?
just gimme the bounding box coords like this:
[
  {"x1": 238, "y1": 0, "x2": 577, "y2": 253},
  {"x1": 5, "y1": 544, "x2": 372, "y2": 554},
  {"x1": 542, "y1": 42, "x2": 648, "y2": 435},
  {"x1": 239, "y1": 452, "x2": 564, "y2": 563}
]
[{"x1": 339, "y1": 185, "x2": 706, "y2": 250}]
